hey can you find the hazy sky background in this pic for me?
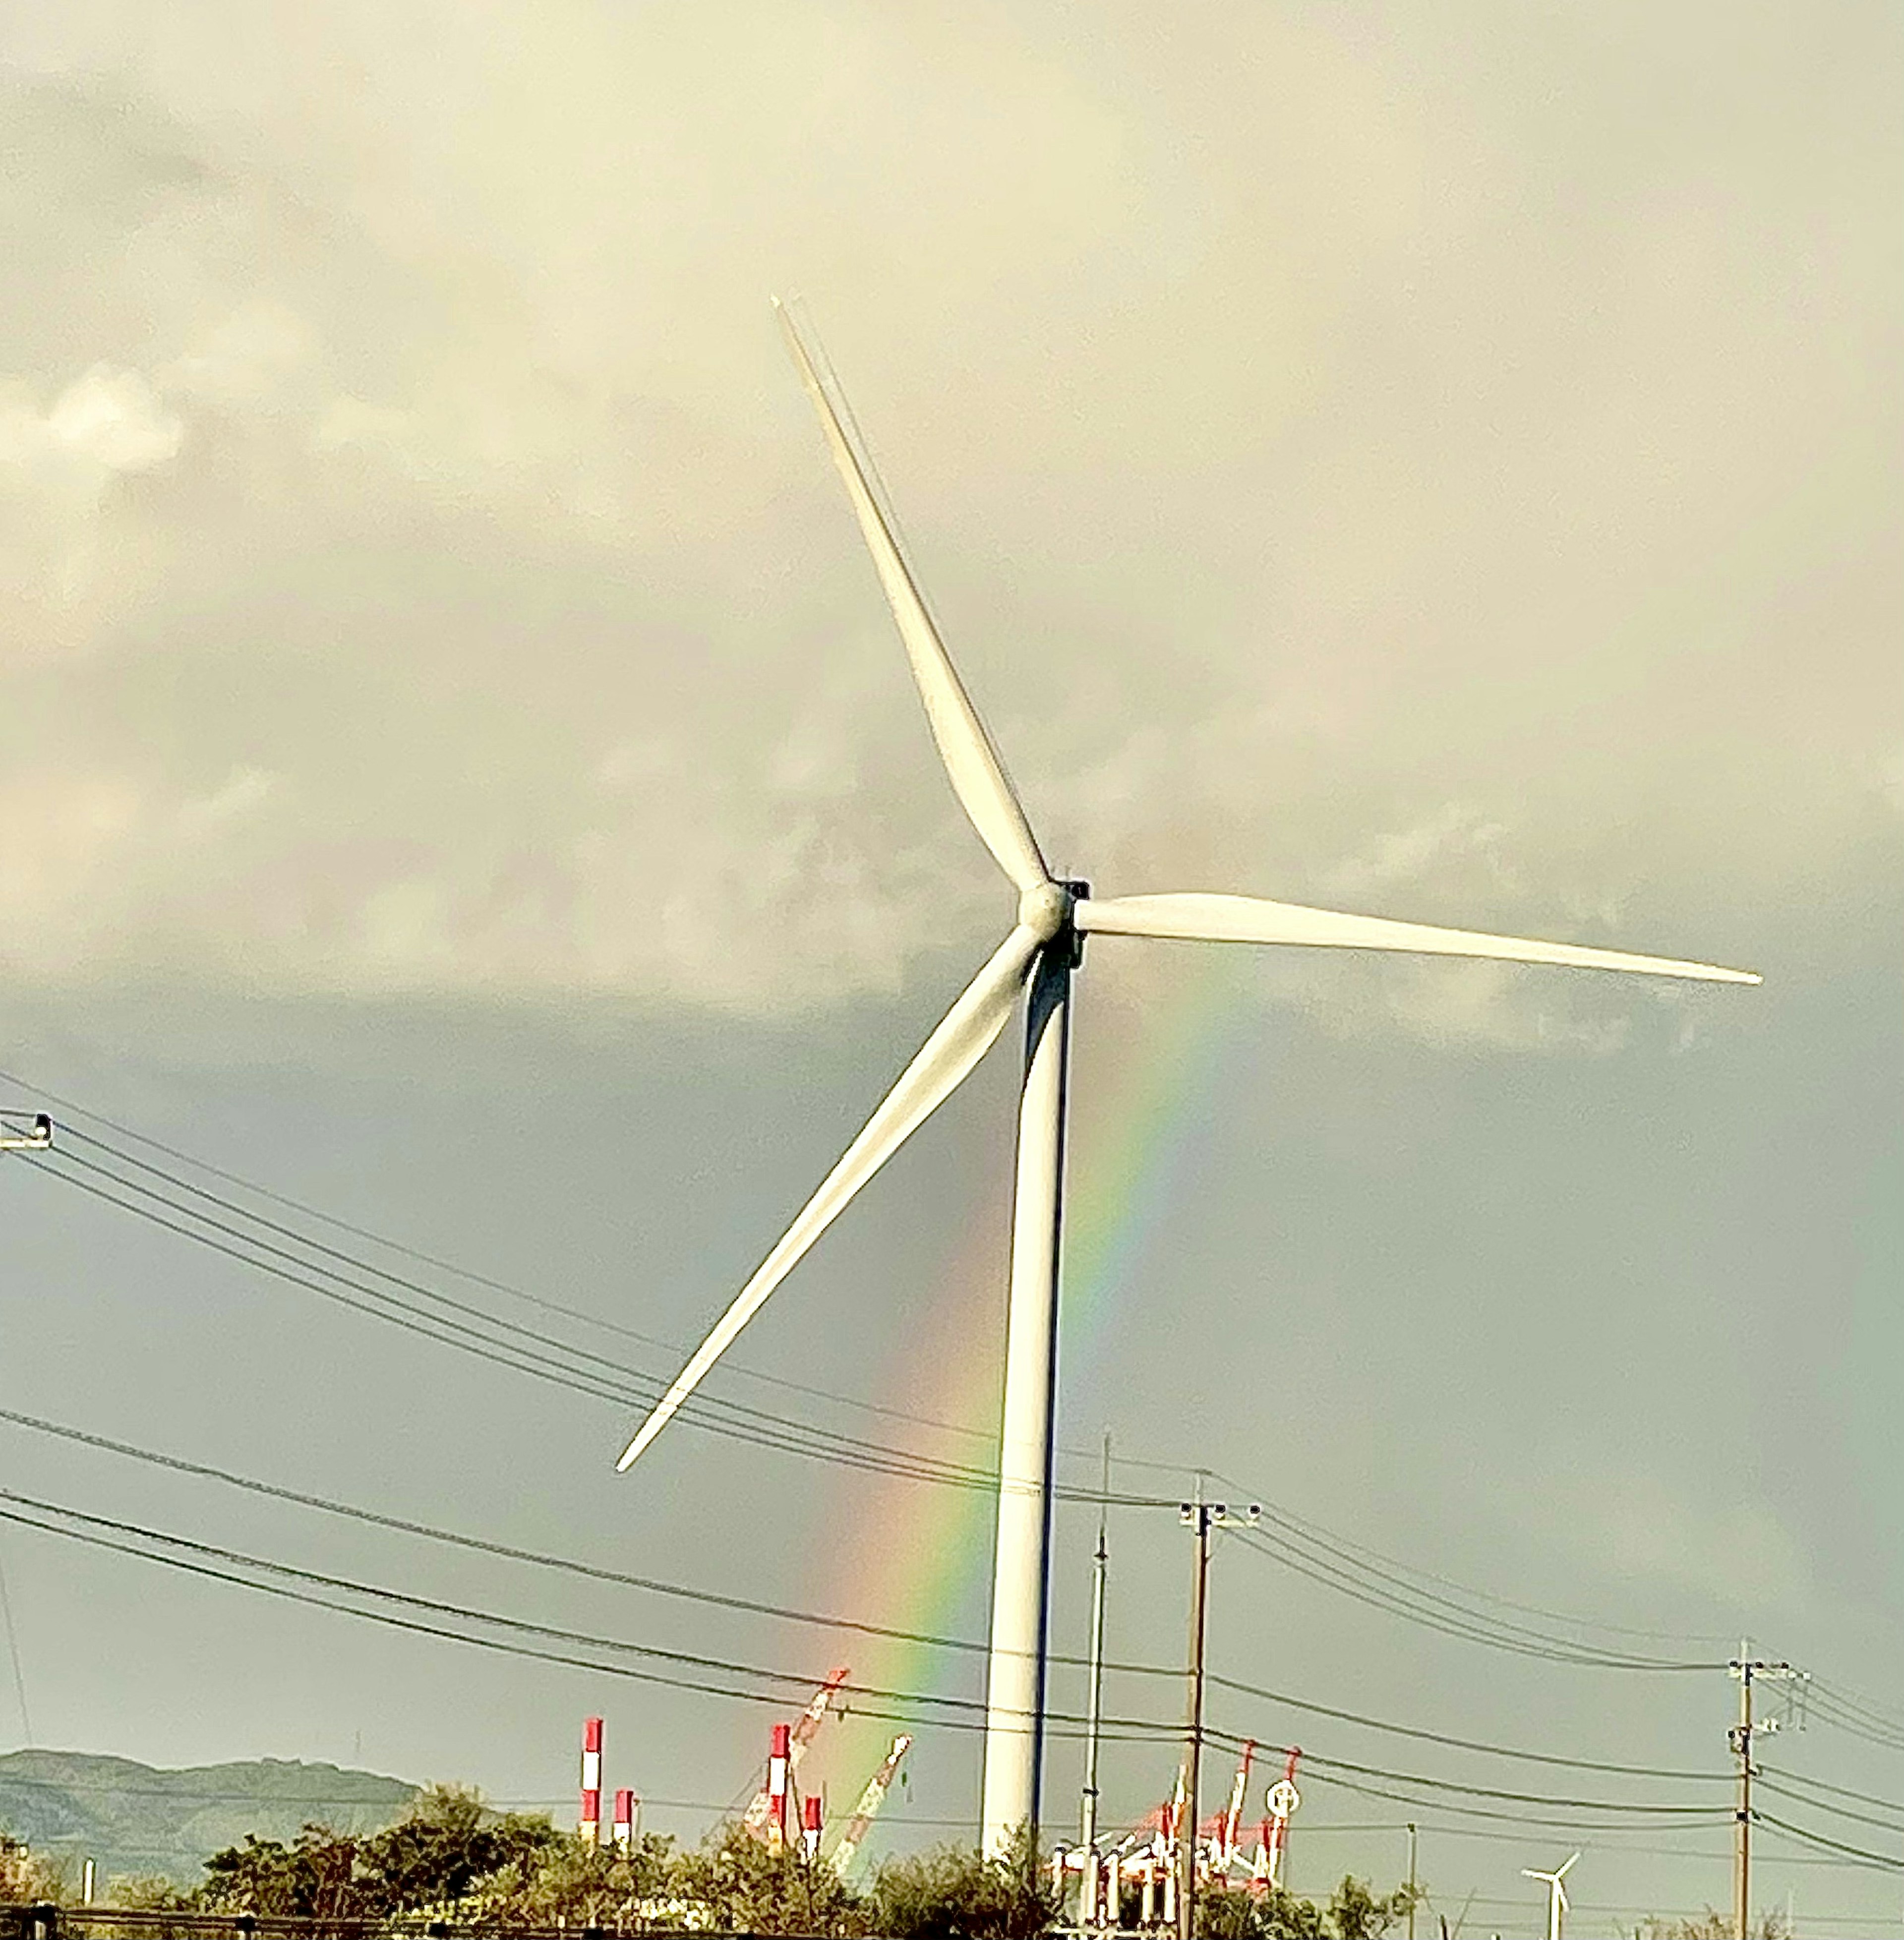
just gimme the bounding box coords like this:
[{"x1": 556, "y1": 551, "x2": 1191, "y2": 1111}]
[{"x1": 0, "y1": 1, "x2": 1900, "y2": 1929}]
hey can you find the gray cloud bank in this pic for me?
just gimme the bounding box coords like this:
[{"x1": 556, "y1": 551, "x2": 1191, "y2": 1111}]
[{"x1": 0, "y1": 2, "x2": 1897, "y2": 1019}]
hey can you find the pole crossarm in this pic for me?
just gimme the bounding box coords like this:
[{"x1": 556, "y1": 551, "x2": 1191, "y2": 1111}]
[{"x1": 0, "y1": 1112, "x2": 51, "y2": 1151}]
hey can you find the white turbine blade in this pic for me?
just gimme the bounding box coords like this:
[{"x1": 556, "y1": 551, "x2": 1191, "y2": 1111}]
[
  {"x1": 774, "y1": 297, "x2": 1049, "y2": 893},
  {"x1": 616, "y1": 924, "x2": 1043, "y2": 1471},
  {"x1": 1557, "y1": 1853, "x2": 1579, "y2": 1878},
  {"x1": 1074, "y1": 893, "x2": 1760, "y2": 986}
]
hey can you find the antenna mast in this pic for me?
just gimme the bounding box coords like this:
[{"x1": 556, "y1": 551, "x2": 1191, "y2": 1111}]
[{"x1": 1079, "y1": 1435, "x2": 1111, "y2": 1925}]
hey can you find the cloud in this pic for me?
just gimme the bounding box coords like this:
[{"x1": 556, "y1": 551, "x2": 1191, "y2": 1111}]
[
  {"x1": 1546, "y1": 1465, "x2": 1812, "y2": 1616},
  {"x1": 0, "y1": 6, "x2": 1891, "y2": 1020},
  {"x1": 16, "y1": 363, "x2": 182, "y2": 475},
  {"x1": 0, "y1": 363, "x2": 181, "y2": 637}
]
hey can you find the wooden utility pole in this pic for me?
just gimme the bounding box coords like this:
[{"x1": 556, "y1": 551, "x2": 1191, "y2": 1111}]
[
  {"x1": 1729, "y1": 1650, "x2": 1793, "y2": 1940},
  {"x1": 1177, "y1": 1492, "x2": 1258, "y2": 1940},
  {"x1": 1178, "y1": 1490, "x2": 1214, "y2": 1940}
]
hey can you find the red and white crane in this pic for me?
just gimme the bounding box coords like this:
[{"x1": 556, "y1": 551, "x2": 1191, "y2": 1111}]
[
  {"x1": 830, "y1": 1732, "x2": 912, "y2": 1879},
  {"x1": 743, "y1": 1665, "x2": 850, "y2": 1840},
  {"x1": 1210, "y1": 1740, "x2": 1256, "y2": 1872}
]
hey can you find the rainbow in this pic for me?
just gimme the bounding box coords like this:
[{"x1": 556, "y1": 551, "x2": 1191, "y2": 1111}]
[{"x1": 822, "y1": 948, "x2": 1250, "y2": 1845}]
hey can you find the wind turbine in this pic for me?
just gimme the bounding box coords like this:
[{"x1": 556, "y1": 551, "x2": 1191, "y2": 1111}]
[
  {"x1": 614, "y1": 301, "x2": 1761, "y2": 1856},
  {"x1": 1521, "y1": 1853, "x2": 1577, "y2": 1940}
]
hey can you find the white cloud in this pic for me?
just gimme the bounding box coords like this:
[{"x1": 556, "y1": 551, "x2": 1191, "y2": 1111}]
[
  {"x1": 40, "y1": 364, "x2": 182, "y2": 473},
  {"x1": 0, "y1": 364, "x2": 182, "y2": 642}
]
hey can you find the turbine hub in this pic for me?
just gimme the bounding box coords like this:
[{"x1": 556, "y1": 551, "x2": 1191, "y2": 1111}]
[{"x1": 1017, "y1": 881, "x2": 1071, "y2": 941}]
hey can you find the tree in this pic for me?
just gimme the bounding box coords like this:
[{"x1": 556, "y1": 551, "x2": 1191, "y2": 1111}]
[
  {"x1": 1641, "y1": 1913, "x2": 1789, "y2": 1940},
  {"x1": 2, "y1": 1826, "x2": 67, "y2": 1905},
  {"x1": 195, "y1": 1825, "x2": 367, "y2": 1919},
  {"x1": 459, "y1": 1830, "x2": 676, "y2": 1927},
  {"x1": 1324, "y1": 1877, "x2": 1419, "y2": 1940},
  {"x1": 870, "y1": 1830, "x2": 1060, "y2": 1940},
  {"x1": 193, "y1": 1784, "x2": 563, "y2": 1922},
  {"x1": 1194, "y1": 1877, "x2": 1417, "y2": 1940},
  {"x1": 671, "y1": 1820, "x2": 871, "y2": 1937},
  {"x1": 357, "y1": 1785, "x2": 559, "y2": 1914}
]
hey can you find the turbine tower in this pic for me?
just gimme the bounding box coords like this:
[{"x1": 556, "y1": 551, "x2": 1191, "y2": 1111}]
[
  {"x1": 615, "y1": 301, "x2": 1761, "y2": 1856},
  {"x1": 1522, "y1": 1853, "x2": 1577, "y2": 1940}
]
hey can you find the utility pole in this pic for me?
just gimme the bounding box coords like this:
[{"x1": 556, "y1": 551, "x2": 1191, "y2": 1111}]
[
  {"x1": 1079, "y1": 1435, "x2": 1111, "y2": 1929},
  {"x1": 1406, "y1": 1823, "x2": 1418, "y2": 1940},
  {"x1": 1178, "y1": 1488, "x2": 1259, "y2": 1940},
  {"x1": 1179, "y1": 1487, "x2": 1213, "y2": 1940},
  {"x1": 1729, "y1": 1648, "x2": 1793, "y2": 1940}
]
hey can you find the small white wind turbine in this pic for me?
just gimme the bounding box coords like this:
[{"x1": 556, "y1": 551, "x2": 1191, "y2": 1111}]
[
  {"x1": 1522, "y1": 1853, "x2": 1578, "y2": 1940},
  {"x1": 615, "y1": 301, "x2": 1761, "y2": 1856}
]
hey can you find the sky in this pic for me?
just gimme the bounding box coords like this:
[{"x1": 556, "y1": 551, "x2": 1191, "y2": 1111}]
[{"x1": 0, "y1": 0, "x2": 1900, "y2": 1928}]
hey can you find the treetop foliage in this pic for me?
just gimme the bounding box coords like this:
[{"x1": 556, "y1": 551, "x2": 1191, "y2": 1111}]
[{"x1": 3, "y1": 1791, "x2": 1416, "y2": 1940}]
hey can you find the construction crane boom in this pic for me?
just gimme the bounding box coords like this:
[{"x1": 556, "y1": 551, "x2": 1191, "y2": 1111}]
[
  {"x1": 1215, "y1": 1740, "x2": 1255, "y2": 1868},
  {"x1": 743, "y1": 1665, "x2": 849, "y2": 1834},
  {"x1": 830, "y1": 1733, "x2": 912, "y2": 1879}
]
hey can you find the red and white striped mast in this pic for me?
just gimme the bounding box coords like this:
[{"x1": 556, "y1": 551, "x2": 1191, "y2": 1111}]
[
  {"x1": 767, "y1": 1721, "x2": 792, "y2": 1848},
  {"x1": 579, "y1": 1717, "x2": 603, "y2": 1847}
]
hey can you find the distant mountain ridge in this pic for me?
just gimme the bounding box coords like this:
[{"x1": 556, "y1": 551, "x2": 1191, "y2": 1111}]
[{"x1": 0, "y1": 1748, "x2": 419, "y2": 1890}]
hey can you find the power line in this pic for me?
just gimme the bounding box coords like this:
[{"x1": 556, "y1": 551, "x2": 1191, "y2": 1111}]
[
  {"x1": 0, "y1": 1488, "x2": 1178, "y2": 1747},
  {"x1": 1756, "y1": 1773, "x2": 1904, "y2": 1837},
  {"x1": 22, "y1": 1149, "x2": 1079, "y2": 1503},
  {"x1": 1759, "y1": 1764, "x2": 1904, "y2": 1817},
  {"x1": 0, "y1": 1086, "x2": 1774, "y2": 1658},
  {"x1": 0, "y1": 1771, "x2": 984, "y2": 1830},
  {"x1": 1265, "y1": 1764, "x2": 1730, "y2": 1836},
  {"x1": 1204, "y1": 1667, "x2": 1728, "y2": 1782},
  {"x1": 11, "y1": 1138, "x2": 1746, "y2": 1681},
  {"x1": 0, "y1": 1471, "x2": 1770, "y2": 1837},
  {"x1": 6, "y1": 1480, "x2": 1893, "y2": 1886},
  {"x1": 1229, "y1": 1524, "x2": 1721, "y2": 1672},
  {"x1": 1210, "y1": 1468, "x2": 1734, "y2": 1650},
  {"x1": 1753, "y1": 1809, "x2": 1904, "y2": 1873},
  {"x1": 0, "y1": 1401, "x2": 1135, "y2": 1673},
  {"x1": 22, "y1": 1145, "x2": 1181, "y2": 1510},
  {"x1": 0, "y1": 1399, "x2": 1745, "y2": 1794},
  {"x1": 0, "y1": 1076, "x2": 1198, "y2": 1488},
  {"x1": 1198, "y1": 1724, "x2": 1726, "y2": 1821},
  {"x1": 37, "y1": 1144, "x2": 994, "y2": 1488},
  {"x1": 1805, "y1": 1681, "x2": 1904, "y2": 1755},
  {"x1": 0, "y1": 1088, "x2": 1877, "y2": 1798}
]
